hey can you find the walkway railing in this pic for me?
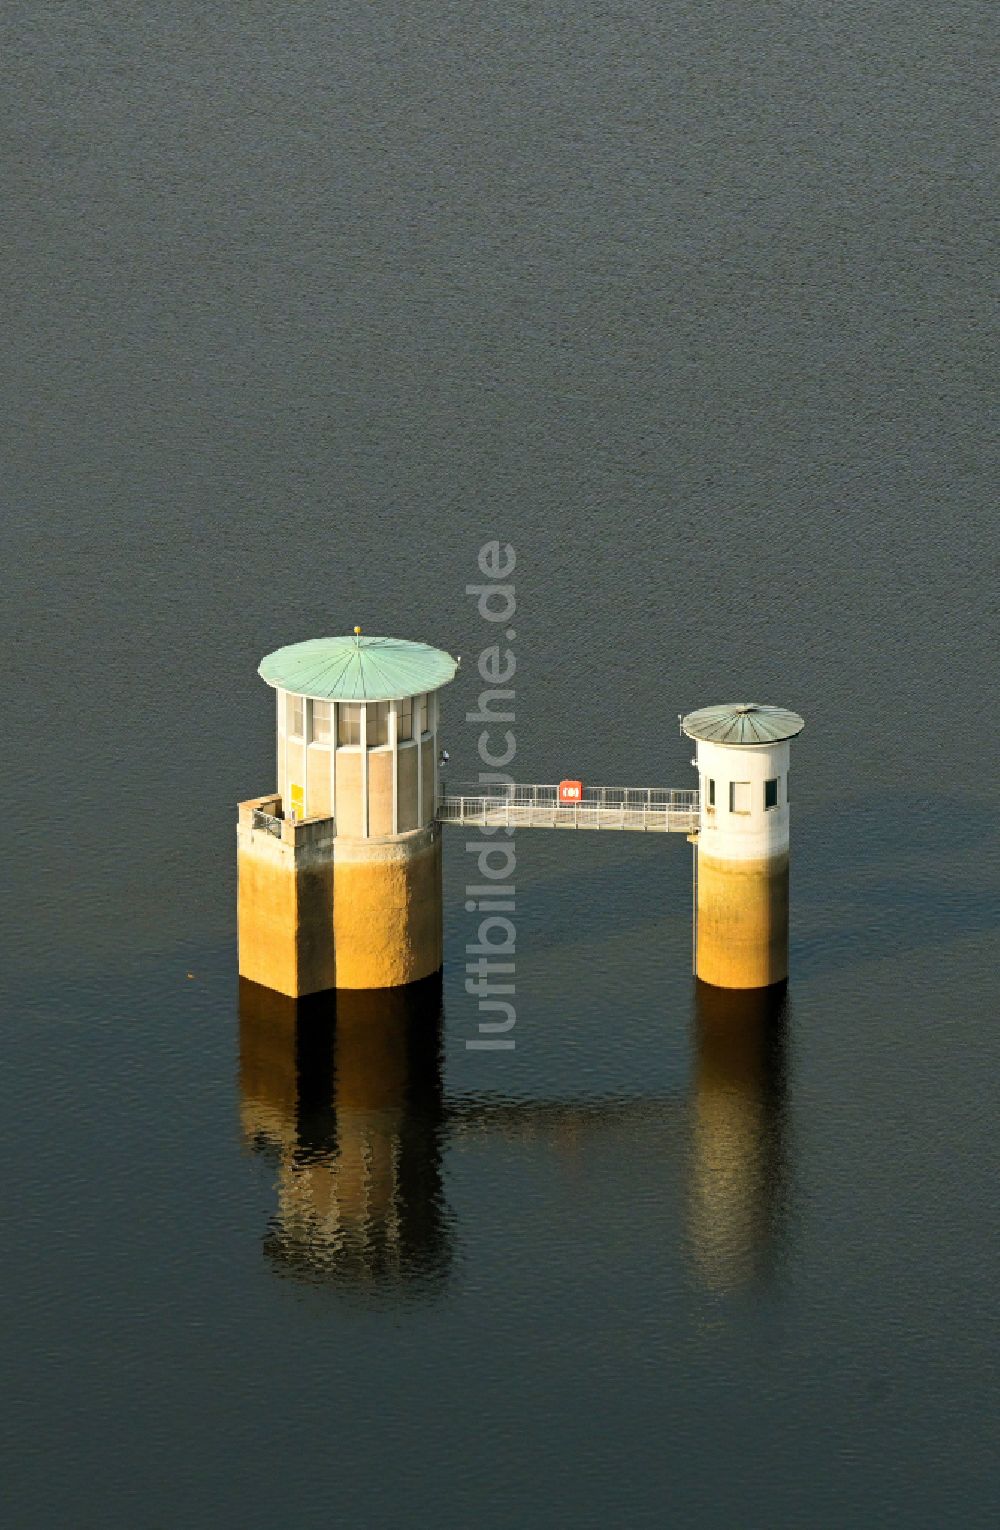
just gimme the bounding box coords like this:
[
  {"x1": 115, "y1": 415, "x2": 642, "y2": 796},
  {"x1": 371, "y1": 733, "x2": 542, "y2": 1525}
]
[{"x1": 437, "y1": 783, "x2": 699, "y2": 833}]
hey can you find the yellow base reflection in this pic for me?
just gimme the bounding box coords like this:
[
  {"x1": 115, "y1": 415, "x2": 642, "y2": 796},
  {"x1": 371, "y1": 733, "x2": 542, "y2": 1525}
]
[
  {"x1": 239, "y1": 975, "x2": 450, "y2": 1292},
  {"x1": 688, "y1": 981, "x2": 789, "y2": 1291},
  {"x1": 239, "y1": 975, "x2": 792, "y2": 1298}
]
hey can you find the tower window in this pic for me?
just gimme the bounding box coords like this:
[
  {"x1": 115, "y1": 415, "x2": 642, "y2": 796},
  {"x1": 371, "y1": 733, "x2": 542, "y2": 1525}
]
[
  {"x1": 707, "y1": 778, "x2": 716, "y2": 807},
  {"x1": 417, "y1": 693, "x2": 428, "y2": 735},
  {"x1": 764, "y1": 777, "x2": 779, "y2": 809},
  {"x1": 398, "y1": 696, "x2": 413, "y2": 741},
  {"x1": 338, "y1": 704, "x2": 361, "y2": 746},
  {"x1": 730, "y1": 781, "x2": 751, "y2": 814},
  {"x1": 312, "y1": 700, "x2": 332, "y2": 744},
  {"x1": 289, "y1": 695, "x2": 304, "y2": 739},
  {"x1": 367, "y1": 701, "x2": 389, "y2": 748}
]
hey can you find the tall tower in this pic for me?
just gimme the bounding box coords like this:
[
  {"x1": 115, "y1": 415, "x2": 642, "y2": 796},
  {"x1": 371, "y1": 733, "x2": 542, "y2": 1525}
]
[
  {"x1": 237, "y1": 632, "x2": 458, "y2": 995},
  {"x1": 682, "y1": 703, "x2": 805, "y2": 989}
]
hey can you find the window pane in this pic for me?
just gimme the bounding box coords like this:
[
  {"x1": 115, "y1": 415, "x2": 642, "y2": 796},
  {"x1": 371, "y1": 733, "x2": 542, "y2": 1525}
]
[
  {"x1": 338, "y1": 704, "x2": 360, "y2": 746},
  {"x1": 367, "y1": 701, "x2": 388, "y2": 748},
  {"x1": 707, "y1": 778, "x2": 716, "y2": 807},
  {"x1": 290, "y1": 696, "x2": 304, "y2": 738},
  {"x1": 764, "y1": 777, "x2": 778, "y2": 809},
  {"x1": 398, "y1": 697, "x2": 412, "y2": 741},
  {"x1": 417, "y1": 693, "x2": 428, "y2": 734},
  {"x1": 313, "y1": 700, "x2": 331, "y2": 743},
  {"x1": 730, "y1": 781, "x2": 751, "y2": 814}
]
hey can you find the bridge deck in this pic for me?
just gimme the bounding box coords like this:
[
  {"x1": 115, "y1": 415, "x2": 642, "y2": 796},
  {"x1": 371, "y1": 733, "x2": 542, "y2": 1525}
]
[{"x1": 437, "y1": 783, "x2": 699, "y2": 833}]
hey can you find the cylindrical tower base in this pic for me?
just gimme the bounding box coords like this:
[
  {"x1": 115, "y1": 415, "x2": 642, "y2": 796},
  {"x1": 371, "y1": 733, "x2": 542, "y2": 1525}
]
[
  {"x1": 332, "y1": 825, "x2": 443, "y2": 990},
  {"x1": 696, "y1": 849, "x2": 789, "y2": 989},
  {"x1": 237, "y1": 802, "x2": 442, "y2": 997}
]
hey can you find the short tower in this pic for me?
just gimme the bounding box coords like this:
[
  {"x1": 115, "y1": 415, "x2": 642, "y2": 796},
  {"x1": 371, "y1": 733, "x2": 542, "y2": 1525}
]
[{"x1": 682, "y1": 703, "x2": 805, "y2": 988}]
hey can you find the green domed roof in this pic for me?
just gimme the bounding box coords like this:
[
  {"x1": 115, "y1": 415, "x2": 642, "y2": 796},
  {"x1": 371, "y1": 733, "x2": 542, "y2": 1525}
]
[
  {"x1": 259, "y1": 634, "x2": 458, "y2": 702},
  {"x1": 681, "y1": 702, "x2": 804, "y2": 746}
]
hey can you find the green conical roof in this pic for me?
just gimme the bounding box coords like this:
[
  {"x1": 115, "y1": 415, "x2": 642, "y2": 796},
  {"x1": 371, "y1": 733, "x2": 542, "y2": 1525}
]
[
  {"x1": 681, "y1": 702, "x2": 804, "y2": 745},
  {"x1": 259, "y1": 634, "x2": 458, "y2": 701}
]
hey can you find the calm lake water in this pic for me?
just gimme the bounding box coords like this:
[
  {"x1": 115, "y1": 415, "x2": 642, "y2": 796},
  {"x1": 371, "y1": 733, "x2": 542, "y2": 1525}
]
[{"x1": 4, "y1": 3, "x2": 996, "y2": 1526}]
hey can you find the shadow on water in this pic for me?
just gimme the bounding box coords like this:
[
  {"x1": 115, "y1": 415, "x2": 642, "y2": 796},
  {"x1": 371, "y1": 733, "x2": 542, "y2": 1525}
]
[
  {"x1": 239, "y1": 973, "x2": 451, "y2": 1297},
  {"x1": 686, "y1": 980, "x2": 791, "y2": 1292}
]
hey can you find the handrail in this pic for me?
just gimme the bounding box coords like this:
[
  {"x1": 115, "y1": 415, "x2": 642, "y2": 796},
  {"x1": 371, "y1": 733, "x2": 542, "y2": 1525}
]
[
  {"x1": 440, "y1": 781, "x2": 699, "y2": 806},
  {"x1": 251, "y1": 808, "x2": 283, "y2": 838},
  {"x1": 437, "y1": 790, "x2": 699, "y2": 833}
]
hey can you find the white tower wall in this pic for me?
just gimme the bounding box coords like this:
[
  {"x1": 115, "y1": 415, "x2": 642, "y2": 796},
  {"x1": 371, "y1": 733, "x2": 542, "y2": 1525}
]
[
  {"x1": 696, "y1": 737, "x2": 790, "y2": 861},
  {"x1": 274, "y1": 687, "x2": 440, "y2": 838}
]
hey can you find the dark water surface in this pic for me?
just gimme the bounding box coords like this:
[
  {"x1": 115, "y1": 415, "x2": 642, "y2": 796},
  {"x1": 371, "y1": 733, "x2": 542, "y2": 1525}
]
[{"x1": 3, "y1": 3, "x2": 996, "y2": 1526}]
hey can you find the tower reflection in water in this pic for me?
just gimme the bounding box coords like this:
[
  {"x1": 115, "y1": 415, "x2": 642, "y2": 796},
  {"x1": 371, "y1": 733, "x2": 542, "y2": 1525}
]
[
  {"x1": 240, "y1": 972, "x2": 790, "y2": 1296},
  {"x1": 238, "y1": 973, "x2": 450, "y2": 1292},
  {"x1": 688, "y1": 980, "x2": 790, "y2": 1291}
]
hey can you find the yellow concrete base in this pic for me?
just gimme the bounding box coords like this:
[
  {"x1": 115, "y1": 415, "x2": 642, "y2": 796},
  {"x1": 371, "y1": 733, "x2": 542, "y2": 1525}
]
[
  {"x1": 332, "y1": 828, "x2": 442, "y2": 991},
  {"x1": 696, "y1": 850, "x2": 789, "y2": 989},
  {"x1": 237, "y1": 798, "x2": 443, "y2": 996},
  {"x1": 237, "y1": 800, "x2": 336, "y2": 997}
]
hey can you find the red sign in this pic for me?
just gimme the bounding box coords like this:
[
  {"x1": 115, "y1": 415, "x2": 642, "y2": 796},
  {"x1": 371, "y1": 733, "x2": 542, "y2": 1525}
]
[{"x1": 559, "y1": 779, "x2": 583, "y2": 803}]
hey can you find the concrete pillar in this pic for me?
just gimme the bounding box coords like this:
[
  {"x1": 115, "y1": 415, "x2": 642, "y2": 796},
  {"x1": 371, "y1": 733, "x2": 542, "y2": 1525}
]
[
  {"x1": 331, "y1": 824, "x2": 443, "y2": 991},
  {"x1": 237, "y1": 799, "x2": 336, "y2": 996},
  {"x1": 682, "y1": 703, "x2": 804, "y2": 989}
]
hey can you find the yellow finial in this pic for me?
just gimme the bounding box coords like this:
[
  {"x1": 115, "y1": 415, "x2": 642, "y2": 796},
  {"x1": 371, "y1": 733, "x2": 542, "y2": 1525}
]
[{"x1": 353, "y1": 625, "x2": 362, "y2": 637}]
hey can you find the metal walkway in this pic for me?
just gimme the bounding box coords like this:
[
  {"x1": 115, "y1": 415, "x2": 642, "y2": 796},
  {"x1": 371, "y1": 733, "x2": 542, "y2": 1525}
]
[{"x1": 437, "y1": 782, "x2": 699, "y2": 833}]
